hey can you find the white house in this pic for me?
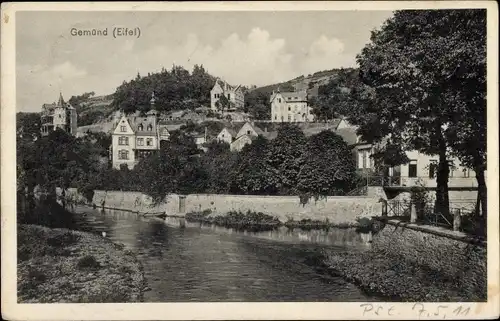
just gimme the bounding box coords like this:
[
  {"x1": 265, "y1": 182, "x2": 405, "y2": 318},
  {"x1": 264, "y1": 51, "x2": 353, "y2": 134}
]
[
  {"x1": 270, "y1": 90, "x2": 314, "y2": 123},
  {"x1": 210, "y1": 78, "x2": 244, "y2": 112},
  {"x1": 215, "y1": 121, "x2": 276, "y2": 151},
  {"x1": 336, "y1": 119, "x2": 477, "y2": 188},
  {"x1": 111, "y1": 93, "x2": 170, "y2": 169}
]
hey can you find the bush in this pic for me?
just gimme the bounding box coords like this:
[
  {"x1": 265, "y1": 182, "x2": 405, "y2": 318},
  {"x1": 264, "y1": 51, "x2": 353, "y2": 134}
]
[
  {"x1": 77, "y1": 255, "x2": 101, "y2": 270},
  {"x1": 355, "y1": 217, "x2": 373, "y2": 233}
]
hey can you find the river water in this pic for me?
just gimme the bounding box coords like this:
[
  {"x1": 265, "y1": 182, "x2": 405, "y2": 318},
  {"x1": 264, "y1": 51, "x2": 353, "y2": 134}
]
[{"x1": 72, "y1": 207, "x2": 378, "y2": 302}]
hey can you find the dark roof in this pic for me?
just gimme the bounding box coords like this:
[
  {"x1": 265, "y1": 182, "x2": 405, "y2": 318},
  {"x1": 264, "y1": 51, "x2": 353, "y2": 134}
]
[
  {"x1": 127, "y1": 116, "x2": 158, "y2": 134},
  {"x1": 215, "y1": 79, "x2": 242, "y2": 92},
  {"x1": 335, "y1": 128, "x2": 358, "y2": 145},
  {"x1": 270, "y1": 91, "x2": 308, "y2": 103}
]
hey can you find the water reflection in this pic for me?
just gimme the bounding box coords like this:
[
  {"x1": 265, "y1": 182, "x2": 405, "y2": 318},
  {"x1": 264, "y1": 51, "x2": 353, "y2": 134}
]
[{"x1": 72, "y1": 207, "x2": 377, "y2": 302}]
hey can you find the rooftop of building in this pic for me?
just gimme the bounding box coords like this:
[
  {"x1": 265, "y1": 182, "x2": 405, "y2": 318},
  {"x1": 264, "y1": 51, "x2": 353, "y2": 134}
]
[{"x1": 269, "y1": 90, "x2": 308, "y2": 103}]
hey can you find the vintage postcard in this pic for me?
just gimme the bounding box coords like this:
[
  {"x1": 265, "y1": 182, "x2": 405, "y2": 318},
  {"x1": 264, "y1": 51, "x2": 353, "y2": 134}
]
[{"x1": 1, "y1": 1, "x2": 499, "y2": 320}]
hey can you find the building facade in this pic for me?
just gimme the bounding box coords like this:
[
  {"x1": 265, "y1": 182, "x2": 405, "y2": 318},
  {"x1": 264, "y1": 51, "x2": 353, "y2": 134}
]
[
  {"x1": 210, "y1": 79, "x2": 244, "y2": 112},
  {"x1": 215, "y1": 121, "x2": 276, "y2": 152},
  {"x1": 111, "y1": 93, "x2": 171, "y2": 169},
  {"x1": 41, "y1": 93, "x2": 78, "y2": 136},
  {"x1": 270, "y1": 90, "x2": 314, "y2": 123},
  {"x1": 336, "y1": 120, "x2": 477, "y2": 188}
]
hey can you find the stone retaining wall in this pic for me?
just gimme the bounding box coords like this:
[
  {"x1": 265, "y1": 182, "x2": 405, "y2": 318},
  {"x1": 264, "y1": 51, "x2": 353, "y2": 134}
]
[
  {"x1": 83, "y1": 190, "x2": 383, "y2": 223},
  {"x1": 372, "y1": 220, "x2": 486, "y2": 300}
]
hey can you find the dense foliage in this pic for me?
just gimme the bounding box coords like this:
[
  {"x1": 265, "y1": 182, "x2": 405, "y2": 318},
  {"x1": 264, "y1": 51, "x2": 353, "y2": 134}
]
[
  {"x1": 17, "y1": 115, "x2": 358, "y2": 210},
  {"x1": 313, "y1": 9, "x2": 487, "y2": 217},
  {"x1": 112, "y1": 65, "x2": 216, "y2": 114}
]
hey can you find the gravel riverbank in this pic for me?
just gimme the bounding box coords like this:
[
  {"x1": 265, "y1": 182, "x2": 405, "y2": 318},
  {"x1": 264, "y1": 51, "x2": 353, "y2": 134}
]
[
  {"x1": 17, "y1": 224, "x2": 147, "y2": 303},
  {"x1": 322, "y1": 249, "x2": 485, "y2": 302}
]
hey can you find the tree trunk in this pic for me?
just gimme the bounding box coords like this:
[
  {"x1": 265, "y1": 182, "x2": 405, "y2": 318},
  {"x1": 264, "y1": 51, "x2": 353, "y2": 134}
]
[
  {"x1": 475, "y1": 166, "x2": 487, "y2": 218},
  {"x1": 435, "y1": 132, "x2": 450, "y2": 216}
]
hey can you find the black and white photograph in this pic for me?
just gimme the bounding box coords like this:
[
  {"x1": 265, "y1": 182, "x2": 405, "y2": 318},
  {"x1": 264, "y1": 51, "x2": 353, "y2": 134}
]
[{"x1": 1, "y1": 1, "x2": 499, "y2": 320}]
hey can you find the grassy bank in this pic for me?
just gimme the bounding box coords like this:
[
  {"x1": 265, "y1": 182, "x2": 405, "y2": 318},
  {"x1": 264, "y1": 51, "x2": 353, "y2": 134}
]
[
  {"x1": 322, "y1": 249, "x2": 484, "y2": 301},
  {"x1": 184, "y1": 210, "x2": 362, "y2": 232},
  {"x1": 18, "y1": 224, "x2": 147, "y2": 303}
]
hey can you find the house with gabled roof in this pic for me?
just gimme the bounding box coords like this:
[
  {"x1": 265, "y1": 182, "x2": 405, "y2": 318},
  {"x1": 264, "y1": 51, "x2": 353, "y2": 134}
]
[
  {"x1": 40, "y1": 92, "x2": 78, "y2": 136},
  {"x1": 215, "y1": 121, "x2": 277, "y2": 151},
  {"x1": 111, "y1": 92, "x2": 171, "y2": 169},
  {"x1": 210, "y1": 78, "x2": 244, "y2": 112},
  {"x1": 270, "y1": 89, "x2": 314, "y2": 123}
]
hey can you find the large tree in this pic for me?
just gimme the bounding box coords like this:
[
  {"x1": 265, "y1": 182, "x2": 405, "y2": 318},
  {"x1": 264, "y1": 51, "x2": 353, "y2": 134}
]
[
  {"x1": 350, "y1": 9, "x2": 486, "y2": 216},
  {"x1": 297, "y1": 130, "x2": 356, "y2": 199},
  {"x1": 440, "y1": 10, "x2": 487, "y2": 217},
  {"x1": 267, "y1": 124, "x2": 308, "y2": 195},
  {"x1": 200, "y1": 141, "x2": 239, "y2": 194},
  {"x1": 235, "y1": 136, "x2": 279, "y2": 195}
]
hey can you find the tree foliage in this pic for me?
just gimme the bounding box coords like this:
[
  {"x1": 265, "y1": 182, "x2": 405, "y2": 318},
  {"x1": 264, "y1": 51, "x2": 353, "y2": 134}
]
[
  {"x1": 322, "y1": 9, "x2": 488, "y2": 216},
  {"x1": 297, "y1": 131, "x2": 356, "y2": 198},
  {"x1": 268, "y1": 124, "x2": 308, "y2": 194},
  {"x1": 113, "y1": 64, "x2": 216, "y2": 114},
  {"x1": 234, "y1": 136, "x2": 279, "y2": 195}
]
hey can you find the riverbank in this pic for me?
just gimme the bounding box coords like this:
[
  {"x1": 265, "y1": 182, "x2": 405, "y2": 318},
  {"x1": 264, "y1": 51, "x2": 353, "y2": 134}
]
[
  {"x1": 322, "y1": 219, "x2": 487, "y2": 302},
  {"x1": 18, "y1": 224, "x2": 147, "y2": 303}
]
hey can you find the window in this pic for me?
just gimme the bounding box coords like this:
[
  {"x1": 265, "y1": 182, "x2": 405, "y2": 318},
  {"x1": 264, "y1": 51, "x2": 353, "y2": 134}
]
[
  {"x1": 362, "y1": 151, "x2": 368, "y2": 169},
  {"x1": 463, "y1": 168, "x2": 470, "y2": 178},
  {"x1": 408, "y1": 160, "x2": 418, "y2": 177},
  {"x1": 358, "y1": 149, "x2": 370, "y2": 169},
  {"x1": 118, "y1": 150, "x2": 129, "y2": 160},
  {"x1": 274, "y1": 114, "x2": 277, "y2": 120},
  {"x1": 288, "y1": 115, "x2": 292, "y2": 122},
  {"x1": 228, "y1": 94, "x2": 231, "y2": 100},
  {"x1": 288, "y1": 106, "x2": 291, "y2": 111},
  {"x1": 278, "y1": 98, "x2": 281, "y2": 103},
  {"x1": 118, "y1": 136, "x2": 129, "y2": 145},
  {"x1": 247, "y1": 130, "x2": 251, "y2": 135},
  {"x1": 146, "y1": 138, "x2": 153, "y2": 146},
  {"x1": 147, "y1": 124, "x2": 153, "y2": 131},
  {"x1": 138, "y1": 124, "x2": 143, "y2": 131},
  {"x1": 120, "y1": 126, "x2": 126, "y2": 132},
  {"x1": 448, "y1": 160, "x2": 456, "y2": 178},
  {"x1": 137, "y1": 138, "x2": 144, "y2": 146},
  {"x1": 429, "y1": 160, "x2": 437, "y2": 178}
]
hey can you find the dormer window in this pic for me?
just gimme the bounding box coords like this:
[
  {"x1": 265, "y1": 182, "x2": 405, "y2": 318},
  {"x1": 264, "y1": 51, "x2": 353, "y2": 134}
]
[{"x1": 147, "y1": 124, "x2": 153, "y2": 131}]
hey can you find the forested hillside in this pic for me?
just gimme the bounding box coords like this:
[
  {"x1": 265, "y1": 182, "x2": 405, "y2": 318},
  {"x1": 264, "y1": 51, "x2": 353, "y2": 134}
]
[
  {"x1": 112, "y1": 64, "x2": 217, "y2": 114},
  {"x1": 66, "y1": 65, "x2": 359, "y2": 126}
]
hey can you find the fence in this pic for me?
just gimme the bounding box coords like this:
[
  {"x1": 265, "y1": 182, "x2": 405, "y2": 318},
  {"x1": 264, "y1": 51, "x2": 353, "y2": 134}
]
[
  {"x1": 360, "y1": 175, "x2": 478, "y2": 188},
  {"x1": 385, "y1": 198, "x2": 484, "y2": 238}
]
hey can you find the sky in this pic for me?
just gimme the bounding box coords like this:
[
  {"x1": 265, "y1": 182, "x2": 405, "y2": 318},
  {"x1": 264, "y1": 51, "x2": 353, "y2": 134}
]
[{"x1": 16, "y1": 10, "x2": 393, "y2": 112}]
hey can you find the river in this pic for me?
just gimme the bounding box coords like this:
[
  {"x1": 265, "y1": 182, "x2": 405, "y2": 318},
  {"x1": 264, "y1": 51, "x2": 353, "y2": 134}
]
[{"x1": 72, "y1": 206, "x2": 379, "y2": 302}]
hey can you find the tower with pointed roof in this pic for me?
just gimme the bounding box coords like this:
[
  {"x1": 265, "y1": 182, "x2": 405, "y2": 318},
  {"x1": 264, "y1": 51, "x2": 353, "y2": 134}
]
[
  {"x1": 40, "y1": 92, "x2": 78, "y2": 136},
  {"x1": 110, "y1": 92, "x2": 170, "y2": 169}
]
